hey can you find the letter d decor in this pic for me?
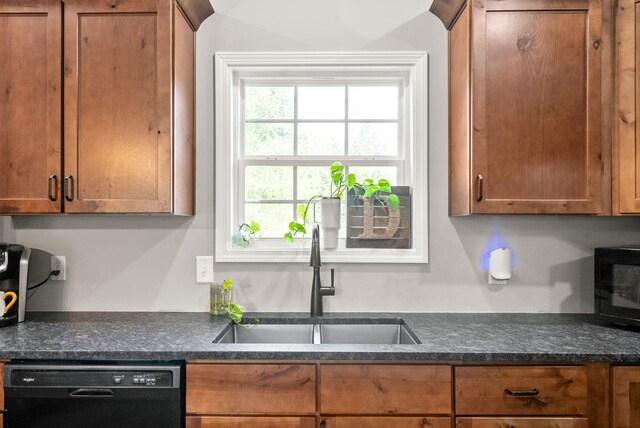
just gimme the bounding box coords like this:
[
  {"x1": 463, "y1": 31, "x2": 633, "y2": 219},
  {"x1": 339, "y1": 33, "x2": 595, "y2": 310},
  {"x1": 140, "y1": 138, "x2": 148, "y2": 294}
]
[{"x1": 346, "y1": 186, "x2": 411, "y2": 249}]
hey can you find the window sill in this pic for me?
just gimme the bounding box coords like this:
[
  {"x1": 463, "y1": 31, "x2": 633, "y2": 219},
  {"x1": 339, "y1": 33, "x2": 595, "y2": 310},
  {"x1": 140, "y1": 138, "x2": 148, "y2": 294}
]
[{"x1": 215, "y1": 239, "x2": 428, "y2": 264}]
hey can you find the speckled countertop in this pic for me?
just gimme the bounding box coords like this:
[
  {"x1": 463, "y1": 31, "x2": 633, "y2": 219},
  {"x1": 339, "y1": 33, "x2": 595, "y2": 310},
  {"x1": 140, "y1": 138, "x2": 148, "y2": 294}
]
[{"x1": 0, "y1": 312, "x2": 638, "y2": 362}]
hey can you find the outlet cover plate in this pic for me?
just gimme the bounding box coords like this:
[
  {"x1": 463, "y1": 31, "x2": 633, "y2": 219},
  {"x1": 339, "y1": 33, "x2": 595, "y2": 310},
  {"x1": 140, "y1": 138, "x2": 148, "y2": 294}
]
[{"x1": 51, "y1": 255, "x2": 66, "y2": 281}]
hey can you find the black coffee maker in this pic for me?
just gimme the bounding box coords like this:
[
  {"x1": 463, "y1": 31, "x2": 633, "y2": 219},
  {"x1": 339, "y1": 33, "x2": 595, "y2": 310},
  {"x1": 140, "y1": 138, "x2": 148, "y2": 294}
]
[{"x1": 0, "y1": 243, "x2": 54, "y2": 327}]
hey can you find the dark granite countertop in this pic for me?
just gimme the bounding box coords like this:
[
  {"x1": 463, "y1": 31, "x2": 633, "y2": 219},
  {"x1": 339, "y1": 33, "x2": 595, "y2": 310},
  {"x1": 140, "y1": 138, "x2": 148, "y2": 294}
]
[{"x1": 0, "y1": 312, "x2": 638, "y2": 362}]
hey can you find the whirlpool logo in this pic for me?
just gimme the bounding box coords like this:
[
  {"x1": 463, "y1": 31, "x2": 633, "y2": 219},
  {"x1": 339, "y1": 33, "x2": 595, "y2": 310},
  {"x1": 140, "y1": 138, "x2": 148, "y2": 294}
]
[{"x1": 22, "y1": 377, "x2": 35, "y2": 383}]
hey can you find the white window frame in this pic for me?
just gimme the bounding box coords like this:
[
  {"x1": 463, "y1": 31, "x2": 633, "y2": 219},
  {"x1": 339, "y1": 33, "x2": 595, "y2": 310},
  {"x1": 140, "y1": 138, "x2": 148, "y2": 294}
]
[{"x1": 214, "y1": 52, "x2": 428, "y2": 263}]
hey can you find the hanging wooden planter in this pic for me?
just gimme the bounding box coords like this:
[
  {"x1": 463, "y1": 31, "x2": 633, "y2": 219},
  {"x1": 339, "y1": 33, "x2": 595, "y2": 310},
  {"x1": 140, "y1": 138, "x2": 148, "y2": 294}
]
[{"x1": 346, "y1": 186, "x2": 411, "y2": 249}]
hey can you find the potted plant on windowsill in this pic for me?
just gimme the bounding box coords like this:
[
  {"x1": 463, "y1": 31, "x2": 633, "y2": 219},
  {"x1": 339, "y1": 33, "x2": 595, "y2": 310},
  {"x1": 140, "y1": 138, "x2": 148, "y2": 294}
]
[{"x1": 284, "y1": 162, "x2": 399, "y2": 249}]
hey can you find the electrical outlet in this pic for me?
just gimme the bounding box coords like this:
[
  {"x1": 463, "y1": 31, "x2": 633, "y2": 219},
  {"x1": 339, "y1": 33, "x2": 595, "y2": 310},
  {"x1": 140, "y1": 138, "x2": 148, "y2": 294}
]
[
  {"x1": 51, "y1": 256, "x2": 66, "y2": 281},
  {"x1": 196, "y1": 256, "x2": 214, "y2": 283}
]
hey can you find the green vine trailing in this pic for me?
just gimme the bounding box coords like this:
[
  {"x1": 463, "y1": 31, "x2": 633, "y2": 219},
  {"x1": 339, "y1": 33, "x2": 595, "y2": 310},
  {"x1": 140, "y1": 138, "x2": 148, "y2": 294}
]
[
  {"x1": 221, "y1": 278, "x2": 259, "y2": 327},
  {"x1": 284, "y1": 161, "x2": 400, "y2": 243}
]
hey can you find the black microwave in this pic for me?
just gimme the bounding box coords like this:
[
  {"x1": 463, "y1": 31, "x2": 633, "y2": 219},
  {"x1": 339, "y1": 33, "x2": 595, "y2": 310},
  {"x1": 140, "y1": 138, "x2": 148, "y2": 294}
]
[{"x1": 595, "y1": 246, "x2": 640, "y2": 327}]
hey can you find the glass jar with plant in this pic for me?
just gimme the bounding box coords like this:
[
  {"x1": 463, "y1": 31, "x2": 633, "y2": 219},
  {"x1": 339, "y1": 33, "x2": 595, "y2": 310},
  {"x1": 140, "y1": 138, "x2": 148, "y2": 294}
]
[
  {"x1": 231, "y1": 221, "x2": 261, "y2": 248},
  {"x1": 284, "y1": 162, "x2": 400, "y2": 249}
]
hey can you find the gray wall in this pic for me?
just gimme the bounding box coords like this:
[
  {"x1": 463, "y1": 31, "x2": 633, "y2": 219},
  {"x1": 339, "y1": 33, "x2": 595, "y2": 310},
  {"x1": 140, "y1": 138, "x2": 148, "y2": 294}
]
[{"x1": 4, "y1": 0, "x2": 640, "y2": 313}]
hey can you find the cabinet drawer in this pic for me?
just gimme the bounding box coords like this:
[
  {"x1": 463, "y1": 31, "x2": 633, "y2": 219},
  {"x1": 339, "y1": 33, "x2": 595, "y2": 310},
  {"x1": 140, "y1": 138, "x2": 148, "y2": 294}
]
[
  {"x1": 186, "y1": 416, "x2": 316, "y2": 428},
  {"x1": 455, "y1": 417, "x2": 588, "y2": 428},
  {"x1": 455, "y1": 366, "x2": 588, "y2": 416},
  {"x1": 320, "y1": 365, "x2": 451, "y2": 415},
  {"x1": 186, "y1": 364, "x2": 316, "y2": 415},
  {"x1": 323, "y1": 416, "x2": 452, "y2": 428}
]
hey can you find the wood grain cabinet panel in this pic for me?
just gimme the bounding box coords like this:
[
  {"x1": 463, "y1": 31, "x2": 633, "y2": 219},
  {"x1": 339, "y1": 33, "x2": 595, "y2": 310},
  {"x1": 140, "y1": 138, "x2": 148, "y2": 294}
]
[
  {"x1": 615, "y1": 0, "x2": 640, "y2": 213},
  {"x1": 323, "y1": 416, "x2": 452, "y2": 428},
  {"x1": 0, "y1": 0, "x2": 62, "y2": 214},
  {"x1": 455, "y1": 366, "x2": 588, "y2": 416},
  {"x1": 320, "y1": 365, "x2": 451, "y2": 415},
  {"x1": 186, "y1": 364, "x2": 316, "y2": 415},
  {"x1": 612, "y1": 366, "x2": 640, "y2": 428},
  {"x1": 456, "y1": 418, "x2": 588, "y2": 428},
  {"x1": 64, "y1": 0, "x2": 180, "y2": 214},
  {"x1": 446, "y1": 0, "x2": 605, "y2": 215},
  {"x1": 186, "y1": 416, "x2": 316, "y2": 428},
  {"x1": 0, "y1": 0, "x2": 210, "y2": 215}
]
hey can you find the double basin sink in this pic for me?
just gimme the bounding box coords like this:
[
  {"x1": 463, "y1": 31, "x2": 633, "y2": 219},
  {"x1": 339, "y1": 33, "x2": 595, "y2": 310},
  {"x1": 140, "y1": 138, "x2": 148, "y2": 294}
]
[{"x1": 213, "y1": 319, "x2": 420, "y2": 345}]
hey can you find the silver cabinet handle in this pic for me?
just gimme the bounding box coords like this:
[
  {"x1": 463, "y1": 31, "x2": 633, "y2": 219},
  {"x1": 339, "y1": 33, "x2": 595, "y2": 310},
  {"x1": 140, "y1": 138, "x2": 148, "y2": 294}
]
[
  {"x1": 476, "y1": 174, "x2": 484, "y2": 202},
  {"x1": 505, "y1": 388, "x2": 539, "y2": 397},
  {"x1": 64, "y1": 175, "x2": 74, "y2": 202},
  {"x1": 48, "y1": 175, "x2": 58, "y2": 201}
]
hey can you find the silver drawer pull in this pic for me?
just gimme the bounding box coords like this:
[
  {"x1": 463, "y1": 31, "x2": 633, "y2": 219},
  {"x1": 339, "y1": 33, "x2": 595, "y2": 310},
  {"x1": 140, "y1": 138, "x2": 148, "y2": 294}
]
[{"x1": 505, "y1": 388, "x2": 539, "y2": 397}]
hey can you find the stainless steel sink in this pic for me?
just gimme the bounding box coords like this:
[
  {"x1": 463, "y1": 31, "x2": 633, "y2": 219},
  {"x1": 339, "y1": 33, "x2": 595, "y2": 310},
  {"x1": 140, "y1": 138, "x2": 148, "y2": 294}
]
[
  {"x1": 214, "y1": 323, "x2": 314, "y2": 344},
  {"x1": 319, "y1": 323, "x2": 419, "y2": 345},
  {"x1": 213, "y1": 319, "x2": 420, "y2": 345}
]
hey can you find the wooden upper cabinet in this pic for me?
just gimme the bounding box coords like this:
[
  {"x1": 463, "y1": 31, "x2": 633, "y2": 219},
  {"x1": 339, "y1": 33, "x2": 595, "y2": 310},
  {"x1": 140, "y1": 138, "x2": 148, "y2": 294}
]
[
  {"x1": 444, "y1": 0, "x2": 605, "y2": 215},
  {"x1": 0, "y1": 0, "x2": 212, "y2": 215},
  {"x1": 0, "y1": 0, "x2": 62, "y2": 214},
  {"x1": 63, "y1": 0, "x2": 196, "y2": 214},
  {"x1": 615, "y1": 0, "x2": 640, "y2": 214},
  {"x1": 612, "y1": 366, "x2": 640, "y2": 428}
]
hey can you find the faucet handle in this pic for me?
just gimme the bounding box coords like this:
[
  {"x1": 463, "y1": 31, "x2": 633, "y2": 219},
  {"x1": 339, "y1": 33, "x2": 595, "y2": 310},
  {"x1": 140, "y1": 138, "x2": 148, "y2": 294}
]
[{"x1": 321, "y1": 268, "x2": 336, "y2": 297}]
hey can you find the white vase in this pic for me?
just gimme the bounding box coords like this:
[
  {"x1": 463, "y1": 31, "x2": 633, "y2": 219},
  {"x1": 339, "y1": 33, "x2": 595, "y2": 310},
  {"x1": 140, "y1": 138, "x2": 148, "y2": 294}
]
[{"x1": 320, "y1": 197, "x2": 341, "y2": 250}]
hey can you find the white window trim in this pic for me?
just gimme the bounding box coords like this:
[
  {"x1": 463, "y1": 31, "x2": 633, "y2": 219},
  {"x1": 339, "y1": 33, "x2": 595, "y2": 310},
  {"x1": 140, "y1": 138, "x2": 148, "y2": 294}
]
[{"x1": 214, "y1": 52, "x2": 429, "y2": 264}]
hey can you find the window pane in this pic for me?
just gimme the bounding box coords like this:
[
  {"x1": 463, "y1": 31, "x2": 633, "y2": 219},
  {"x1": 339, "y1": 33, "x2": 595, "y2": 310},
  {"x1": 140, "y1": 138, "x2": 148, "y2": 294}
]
[
  {"x1": 245, "y1": 166, "x2": 293, "y2": 201},
  {"x1": 348, "y1": 123, "x2": 398, "y2": 156},
  {"x1": 245, "y1": 86, "x2": 294, "y2": 120},
  {"x1": 349, "y1": 86, "x2": 399, "y2": 119},
  {"x1": 297, "y1": 166, "x2": 333, "y2": 201},
  {"x1": 298, "y1": 123, "x2": 345, "y2": 156},
  {"x1": 298, "y1": 86, "x2": 345, "y2": 119},
  {"x1": 349, "y1": 166, "x2": 398, "y2": 186},
  {"x1": 245, "y1": 123, "x2": 294, "y2": 156},
  {"x1": 245, "y1": 203, "x2": 292, "y2": 238}
]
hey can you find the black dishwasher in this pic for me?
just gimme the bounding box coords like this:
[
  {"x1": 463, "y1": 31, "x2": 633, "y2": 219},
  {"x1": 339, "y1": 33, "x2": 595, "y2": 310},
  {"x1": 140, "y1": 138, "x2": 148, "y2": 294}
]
[{"x1": 3, "y1": 362, "x2": 183, "y2": 428}]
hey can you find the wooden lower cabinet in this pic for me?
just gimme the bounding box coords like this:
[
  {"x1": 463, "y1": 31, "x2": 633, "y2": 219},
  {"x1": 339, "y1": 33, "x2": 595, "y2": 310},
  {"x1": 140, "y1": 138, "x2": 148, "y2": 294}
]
[
  {"x1": 612, "y1": 366, "x2": 640, "y2": 428},
  {"x1": 455, "y1": 418, "x2": 588, "y2": 428},
  {"x1": 320, "y1": 364, "x2": 451, "y2": 415},
  {"x1": 186, "y1": 362, "x2": 616, "y2": 428},
  {"x1": 186, "y1": 416, "x2": 315, "y2": 428},
  {"x1": 322, "y1": 416, "x2": 452, "y2": 428},
  {"x1": 455, "y1": 366, "x2": 588, "y2": 416},
  {"x1": 186, "y1": 364, "x2": 316, "y2": 415}
]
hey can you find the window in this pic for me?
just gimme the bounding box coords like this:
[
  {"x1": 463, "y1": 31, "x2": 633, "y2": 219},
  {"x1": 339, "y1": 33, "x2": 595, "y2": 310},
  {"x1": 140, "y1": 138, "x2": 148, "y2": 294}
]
[{"x1": 215, "y1": 53, "x2": 428, "y2": 263}]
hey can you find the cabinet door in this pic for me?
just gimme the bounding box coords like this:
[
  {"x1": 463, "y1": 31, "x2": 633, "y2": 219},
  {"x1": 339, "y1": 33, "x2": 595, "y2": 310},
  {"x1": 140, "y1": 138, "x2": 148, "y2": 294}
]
[
  {"x1": 186, "y1": 416, "x2": 316, "y2": 428},
  {"x1": 471, "y1": 0, "x2": 603, "y2": 214},
  {"x1": 186, "y1": 364, "x2": 316, "y2": 415},
  {"x1": 617, "y1": 0, "x2": 640, "y2": 213},
  {"x1": 612, "y1": 366, "x2": 640, "y2": 428},
  {"x1": 0, "y1": 0, "x2": 62, "y2": 214},
  {"x1": 456, "y1": 418, "x2": 588, "y2": 428},
  {"x1": 455, "y1": 366, "x2": 588, "y2": 416},
  {"x1": 63, "y1": 0, "x2": 172, "y2": 213},
  {"x1": 322, "y1": 417, "x2": 452, "y2": 428},
  {"x1": 320, "y1": 365, "x2": 451, "y2": 415}
]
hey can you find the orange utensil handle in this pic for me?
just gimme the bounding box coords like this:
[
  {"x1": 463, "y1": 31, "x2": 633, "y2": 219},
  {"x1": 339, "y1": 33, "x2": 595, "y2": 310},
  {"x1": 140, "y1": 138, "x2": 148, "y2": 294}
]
[{"x1": 3, "y1": 291, "x2": 17, "y2": 314}]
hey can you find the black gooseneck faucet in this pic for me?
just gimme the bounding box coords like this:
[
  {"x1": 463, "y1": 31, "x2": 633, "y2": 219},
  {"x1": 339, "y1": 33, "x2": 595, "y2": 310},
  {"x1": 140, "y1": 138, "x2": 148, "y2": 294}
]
[{"x1": 310, "y1": 224, "x2": 335, "y2": 316}]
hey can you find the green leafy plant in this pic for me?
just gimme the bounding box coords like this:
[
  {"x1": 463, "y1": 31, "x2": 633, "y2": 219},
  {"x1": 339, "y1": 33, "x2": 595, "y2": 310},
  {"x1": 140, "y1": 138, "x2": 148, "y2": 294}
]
[
  {"x1": 221, "y1": 278, "x2": 259, "y2": 328},
  {"x1": 355, "y1": 178, "x2": 400, "y2": 210},
  {"x1": 231, "y1": 221, "x2": 261, "y2": 248},
  {"x1": 283, "y1": 161, "x2": 399, "y2": 243}
]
